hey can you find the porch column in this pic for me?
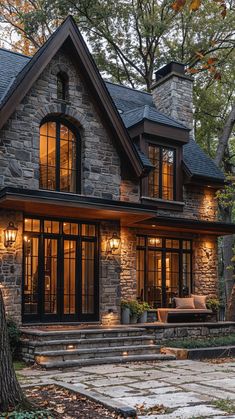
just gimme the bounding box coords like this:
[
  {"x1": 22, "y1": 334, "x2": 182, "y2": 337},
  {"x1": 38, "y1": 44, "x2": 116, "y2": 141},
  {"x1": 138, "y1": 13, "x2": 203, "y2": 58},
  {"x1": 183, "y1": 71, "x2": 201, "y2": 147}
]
[
  {"x1": 0, "y1": 210, "x2": 23, "y2": 324},
  {"x1": 193, "y1": 236, "x2": 218, "y2": 297},
  {"x1": 120, "y1": 227, "x2": 137, "y2": 301}
]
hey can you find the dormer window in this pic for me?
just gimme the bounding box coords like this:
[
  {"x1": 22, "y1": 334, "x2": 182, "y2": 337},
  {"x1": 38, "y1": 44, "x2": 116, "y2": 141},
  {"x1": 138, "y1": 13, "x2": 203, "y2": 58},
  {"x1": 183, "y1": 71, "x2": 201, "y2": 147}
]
[
  {"x1": 57, "y1": 72, "x2": 68, "y2": 100},
  {"x1": 148, "y1": 144, "x2": 176, "y2": 200}
]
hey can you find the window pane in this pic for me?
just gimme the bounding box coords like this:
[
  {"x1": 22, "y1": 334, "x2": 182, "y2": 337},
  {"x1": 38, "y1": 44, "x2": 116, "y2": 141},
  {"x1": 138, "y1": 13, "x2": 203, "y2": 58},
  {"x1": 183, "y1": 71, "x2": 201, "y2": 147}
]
[
  {"x1": 162, "y1": 148, "x2": 174, "y2": 200},
  {"x1": 183, "y1": 240, "x2": 191, "y2": 250},
  {"x1": 81, "y1": 224, "x2": 96, "y2": 237},
  {"x1": 166, "y1": 239, "x2": 179, "y2": 249},
  {"x1": 137, "y1": 249, "x2": 145, "y2": 300},
  {"x1": 40, "y1": 122, "x2": 56, "y2": 190},
  {"x1": 64, "y1": 240, "x2": 76, "y2": 314},
  {"x1": 148, "y1": 237, "x2": 162, "y2": 247},
  {"x1": 23, "y1": 237, "x2": 39, "y2": 314},
  {"x1": 147, "y1": 251, "x2": 162, "y2": 308},
  {"x1": 183, "y1": 253, "x2": 191, "y2": 296},
  {"x1": 82, "y1": 241, "x2": 95, "y2": 314},
  {"x1": 137, "y1": 236, "x2": 145, "y2": 247},
  {"x1": 44, "y1": 239, "x2": 58, "y2": 314},
  {"x1": 166, "y1": 252, "x2": 179, "y2": 306},
  {"x1": 148, "y1": 144, "x2": 160, "y2": 198},
  {"x1": 24, "y1": 218, "x2": 40, "y2": 232},
  {"x1": 60, "y1": 125, "x2": 77, "y2": 193},
  {"x1": 44, "y1": 220, "x2": 59, "y2": 234},
  {"x1": 63, "y1": 222, "x2": 79, "y2": 235}
]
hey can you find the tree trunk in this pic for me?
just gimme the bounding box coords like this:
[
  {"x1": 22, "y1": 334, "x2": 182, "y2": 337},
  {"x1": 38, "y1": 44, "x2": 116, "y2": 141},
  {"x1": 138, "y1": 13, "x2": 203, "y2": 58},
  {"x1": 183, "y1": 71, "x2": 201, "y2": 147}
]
[
  {"x1": 214, "y1": 103, "x2": 235, "y2": 167},
  {"x1": 0, "y1": 288, "x2": 27, "y2": 412}
]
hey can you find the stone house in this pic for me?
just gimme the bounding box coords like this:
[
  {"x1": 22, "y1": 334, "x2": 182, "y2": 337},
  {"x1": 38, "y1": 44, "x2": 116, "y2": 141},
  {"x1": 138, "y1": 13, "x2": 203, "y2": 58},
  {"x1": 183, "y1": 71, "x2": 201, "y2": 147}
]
[{"x1": 0, "y1": 16, "x2": 234, "y2": 326}]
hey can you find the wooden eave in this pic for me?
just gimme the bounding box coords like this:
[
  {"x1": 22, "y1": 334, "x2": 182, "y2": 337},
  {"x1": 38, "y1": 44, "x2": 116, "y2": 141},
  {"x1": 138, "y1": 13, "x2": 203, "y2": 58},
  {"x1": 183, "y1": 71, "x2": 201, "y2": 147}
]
[
  {"x1": 127, "y1": 119, "x2": 189, "y2": 143},
  {"x1": 0, "y1": 187, "x2": 235, "y2": 235},
  {"x1": 182, "y1": 162, "x2": 225, "y2": 189},
  {"x1": 0, "y1": 16, "x2": 143, "y2": 178}
]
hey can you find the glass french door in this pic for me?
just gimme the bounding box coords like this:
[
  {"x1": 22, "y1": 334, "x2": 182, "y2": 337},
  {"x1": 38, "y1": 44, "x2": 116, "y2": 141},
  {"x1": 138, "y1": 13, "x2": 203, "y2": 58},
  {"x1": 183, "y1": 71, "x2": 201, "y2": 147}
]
[
  {"x1": 137, "y1": 236, "x2": 192, "y2": 308},
  {"x1": 23, "y1": 218, "x2": 98, "y2": 323}
]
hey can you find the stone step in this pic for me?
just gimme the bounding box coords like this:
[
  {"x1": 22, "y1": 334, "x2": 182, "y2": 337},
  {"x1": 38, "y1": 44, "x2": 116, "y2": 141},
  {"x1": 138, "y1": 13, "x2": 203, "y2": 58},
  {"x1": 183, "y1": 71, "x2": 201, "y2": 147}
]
[
  {"x1": 21, "y1": 327, "x2": 147, "y2": 341},
  {"x1": 23, "y1": 335, "x2": 155, "y2": 352},
  {"x1": 39, "y1": 353, "x2": 176, "y2": 369},
  {"x1": 35, "y1": 344, "x2": 161, "y2": 363}
]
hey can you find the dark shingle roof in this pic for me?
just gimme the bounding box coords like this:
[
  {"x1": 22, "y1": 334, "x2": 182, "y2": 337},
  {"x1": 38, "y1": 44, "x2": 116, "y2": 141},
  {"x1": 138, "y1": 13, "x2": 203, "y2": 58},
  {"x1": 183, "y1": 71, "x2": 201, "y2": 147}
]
[
  {"x1": 0, "y1": 48, "x2": 30, "y2": 102},
  {"x1": 121, "y1": 104, "x2": 188, "y2": 130},
  {"x1": 0, "y1": 48, "x2": 224, "y2": 182},
  {"x1": 183, "y1": 139, "x2": 224, "y2": 181}
]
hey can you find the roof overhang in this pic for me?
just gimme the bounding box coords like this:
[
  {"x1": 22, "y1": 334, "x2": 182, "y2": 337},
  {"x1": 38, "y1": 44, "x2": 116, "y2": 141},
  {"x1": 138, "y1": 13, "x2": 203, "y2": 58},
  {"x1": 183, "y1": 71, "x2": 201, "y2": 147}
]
[
  {"x1": 0, "y1": 187, "x2": 235, "y2": 236},
  {"x1": 182, "y1": 162, "x2": 225, "y2": 188},
  {"x1": 127, "y1": 119, "x2": 189, "y2": 143}
]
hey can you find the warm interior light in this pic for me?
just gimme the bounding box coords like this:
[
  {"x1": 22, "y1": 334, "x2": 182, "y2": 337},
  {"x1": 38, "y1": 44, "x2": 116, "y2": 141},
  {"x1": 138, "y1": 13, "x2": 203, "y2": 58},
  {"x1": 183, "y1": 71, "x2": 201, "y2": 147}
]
[
  {"x1": 152, "y1": 224, "x2": 156, "y2": 227},
  {"x1": 149, "y1": 237, "x2": 161, "y2": 246},
  {"x1": 4, "y1": 222, "x2": 18, "y2": 248},
  {"x1": 108, "y1": 232, "x2": 120, "y2": 252}
]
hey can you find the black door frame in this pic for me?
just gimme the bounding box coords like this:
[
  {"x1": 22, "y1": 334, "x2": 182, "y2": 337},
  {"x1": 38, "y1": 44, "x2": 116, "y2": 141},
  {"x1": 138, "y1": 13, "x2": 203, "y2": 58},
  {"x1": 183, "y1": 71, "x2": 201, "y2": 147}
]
[
  {"x1": 137, "y1": 235, "x2": 193, "y2": 307},
  {"x1": 22, "y1": 216, "x2": 99, "y2": 323}
]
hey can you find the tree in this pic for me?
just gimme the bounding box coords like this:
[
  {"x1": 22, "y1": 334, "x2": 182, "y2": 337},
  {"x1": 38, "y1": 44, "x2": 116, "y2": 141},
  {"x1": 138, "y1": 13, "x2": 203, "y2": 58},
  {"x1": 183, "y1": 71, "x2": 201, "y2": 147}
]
[{"x1": 0, "y1": 287, "x2": 28, "y2": 412}]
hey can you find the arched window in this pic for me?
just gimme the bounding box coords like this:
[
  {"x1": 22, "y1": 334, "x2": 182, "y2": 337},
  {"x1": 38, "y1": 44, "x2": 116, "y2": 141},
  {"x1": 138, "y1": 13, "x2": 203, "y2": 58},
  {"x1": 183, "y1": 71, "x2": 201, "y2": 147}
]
[
  {"x1": 39, "y1": 119, "x2": 79, "y2": 193},
  {"x1": 57, "y1": 72, "x2": 68, "y2": 100}
]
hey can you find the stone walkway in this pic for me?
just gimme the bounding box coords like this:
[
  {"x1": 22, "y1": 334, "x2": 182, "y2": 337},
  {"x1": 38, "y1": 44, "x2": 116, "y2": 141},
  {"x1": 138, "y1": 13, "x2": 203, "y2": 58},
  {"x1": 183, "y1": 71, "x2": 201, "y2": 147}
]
[{"x1": 19, "y1": 359, "x2": 235, "y2": 418}]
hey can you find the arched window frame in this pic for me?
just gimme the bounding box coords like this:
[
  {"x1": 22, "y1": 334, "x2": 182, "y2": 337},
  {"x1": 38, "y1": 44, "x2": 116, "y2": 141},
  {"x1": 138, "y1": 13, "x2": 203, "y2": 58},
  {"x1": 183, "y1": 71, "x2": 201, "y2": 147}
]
[
  {"x1": 39, "y1": 117, "x2": 81, "y2": 194},
  {"x1": 57, "y1": 72, "x2": 68, "y2": 101}
]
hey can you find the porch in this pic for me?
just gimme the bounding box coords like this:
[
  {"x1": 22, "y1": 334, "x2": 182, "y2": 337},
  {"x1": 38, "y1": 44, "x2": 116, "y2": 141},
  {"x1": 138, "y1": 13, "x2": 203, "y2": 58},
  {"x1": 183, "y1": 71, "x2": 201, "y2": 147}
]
[{"x1": 20, "y1": 321, "x2": 235, "y2": 368}]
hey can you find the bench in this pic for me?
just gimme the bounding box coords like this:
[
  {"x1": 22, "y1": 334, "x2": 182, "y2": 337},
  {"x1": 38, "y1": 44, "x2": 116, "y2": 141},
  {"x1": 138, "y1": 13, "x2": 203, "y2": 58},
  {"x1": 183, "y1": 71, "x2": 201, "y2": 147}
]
[{"x1": 157, "y1": 308, "x2": 214, "y2": 323}]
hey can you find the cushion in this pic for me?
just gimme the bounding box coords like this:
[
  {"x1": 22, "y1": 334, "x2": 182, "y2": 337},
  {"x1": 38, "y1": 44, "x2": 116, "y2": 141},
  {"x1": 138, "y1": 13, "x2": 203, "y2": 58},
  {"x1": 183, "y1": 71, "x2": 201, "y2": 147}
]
[
  {"x1": 174, "y1": 297, "x2": 195, "y2": 309},
  {"x1": 191, "y1": 294, "x2": 207, "y2": 309}
]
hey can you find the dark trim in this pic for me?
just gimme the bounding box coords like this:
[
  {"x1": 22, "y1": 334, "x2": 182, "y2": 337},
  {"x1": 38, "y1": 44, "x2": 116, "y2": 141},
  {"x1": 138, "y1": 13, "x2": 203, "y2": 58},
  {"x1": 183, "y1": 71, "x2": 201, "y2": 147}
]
[
  {"x1": 128, "y1": 120, "x2": 189, "y2": 143},
  {"x1": 0, "y1": 16, "x2": 144, "y2": 178},
  {"x1": 182, "y1": 161, "x2": 225, "y2": 188},
  {"x1": 141, "y1": 197, "x2": 184, "y2": 211}
]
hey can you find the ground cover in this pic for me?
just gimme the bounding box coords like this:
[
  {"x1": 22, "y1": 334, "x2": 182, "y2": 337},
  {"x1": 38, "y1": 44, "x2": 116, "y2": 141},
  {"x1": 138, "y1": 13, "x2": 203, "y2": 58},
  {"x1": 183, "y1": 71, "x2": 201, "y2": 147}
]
[{"x1": 163, "y1": 334, "x2": 235, "y2": 349}]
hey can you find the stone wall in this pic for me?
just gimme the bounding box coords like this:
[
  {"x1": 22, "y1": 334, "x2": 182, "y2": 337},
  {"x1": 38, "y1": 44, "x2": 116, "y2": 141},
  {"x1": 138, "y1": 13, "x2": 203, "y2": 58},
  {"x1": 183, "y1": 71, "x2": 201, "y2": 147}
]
[
  {"x1": 193, "y1": 236, "x2": 218, "y2": 297},
  {"x1": 120, "y1": 227, "x2": 137, "y2": 301},
  {"x1": 99, "y1": 221, "x2": 121, "y2": 325},
  {"x1": 0, "y1": 210, "x2": 23, "y2": 323},
  {"x1": 151, "y1": 73, "x2": 193, "y2": 130},
  {"x1": 0, "y1": 49, "x2": 121, "y2": 200}
]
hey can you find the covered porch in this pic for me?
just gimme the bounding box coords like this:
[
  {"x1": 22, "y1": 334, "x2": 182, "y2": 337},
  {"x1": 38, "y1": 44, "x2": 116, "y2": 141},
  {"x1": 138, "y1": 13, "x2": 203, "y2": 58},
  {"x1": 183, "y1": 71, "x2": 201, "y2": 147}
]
[{"x1": 0, "y1": 186, "x2": 235, "y2": 327}]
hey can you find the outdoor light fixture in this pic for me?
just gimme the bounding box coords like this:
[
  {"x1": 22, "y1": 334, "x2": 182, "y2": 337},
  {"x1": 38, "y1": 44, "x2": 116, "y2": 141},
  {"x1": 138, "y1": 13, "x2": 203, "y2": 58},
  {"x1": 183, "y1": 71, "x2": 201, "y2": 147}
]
[
  {"x1": 108, "y1": 232, "x2": 120, "y2": 253},
  {"x1": 108, "y1": 308, "x2": 114, "y2": 314},
  {"x1": 4, "y1": 222, "x2": 18, "y2": 248}
]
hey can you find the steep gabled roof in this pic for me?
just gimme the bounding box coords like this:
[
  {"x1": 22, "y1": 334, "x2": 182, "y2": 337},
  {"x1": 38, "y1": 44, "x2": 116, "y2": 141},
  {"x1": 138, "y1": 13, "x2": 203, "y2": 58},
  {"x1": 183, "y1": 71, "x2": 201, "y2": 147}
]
[{"x1": 0, "y1": 16, "x2": 144, "y2": 178}]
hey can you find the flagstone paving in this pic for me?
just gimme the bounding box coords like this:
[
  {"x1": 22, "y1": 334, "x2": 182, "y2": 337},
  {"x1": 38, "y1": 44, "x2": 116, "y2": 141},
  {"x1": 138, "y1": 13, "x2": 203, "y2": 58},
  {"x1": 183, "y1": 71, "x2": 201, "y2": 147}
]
[{"x1": 18, "y1": 359, "x2": 235, "y2": 418}]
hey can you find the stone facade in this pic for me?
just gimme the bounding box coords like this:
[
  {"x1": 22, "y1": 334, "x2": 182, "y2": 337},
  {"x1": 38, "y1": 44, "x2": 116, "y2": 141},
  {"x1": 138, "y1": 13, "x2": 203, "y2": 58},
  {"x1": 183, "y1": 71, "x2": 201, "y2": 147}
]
[
  {"x1": 151, "y1": 72, "x2": 193, "y2": 131},
  {"x1": 0, "y1": 210, "x2": 23, "y2": 323},
  {"x1": 0, "y1": 50, "x2": 121, "y2": 200},
  {"x1": 193, "y1": 237, "x2": 218, "y2": 297},
  {"x1": 120, "y1": 227, "x2": 137, "y2": 301}
]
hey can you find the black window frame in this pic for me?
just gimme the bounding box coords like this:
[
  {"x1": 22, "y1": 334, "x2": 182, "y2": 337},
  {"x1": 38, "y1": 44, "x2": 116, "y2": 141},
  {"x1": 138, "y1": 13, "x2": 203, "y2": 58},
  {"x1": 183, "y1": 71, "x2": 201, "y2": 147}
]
[
  {"x1": 39, "y1": 117, "x2": 81, "y2": 194},
  {"x1": 148, "y1": 143, "x2": 176, "y2": 201},
  {"x1": 57, "y1": 72, "x2": 68, "y2": 101},
  {"x1": 136, "y1": 235, "x2": 193, "y2": 308}
]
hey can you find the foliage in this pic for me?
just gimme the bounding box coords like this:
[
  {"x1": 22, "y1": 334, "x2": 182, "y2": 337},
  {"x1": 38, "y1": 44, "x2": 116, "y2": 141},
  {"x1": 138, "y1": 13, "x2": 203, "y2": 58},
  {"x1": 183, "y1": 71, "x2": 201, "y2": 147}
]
[
  {"x1": 139, "y1": 301, "x2": 150, "y2": 313},
  {"x1": 0, "y1": 410, "x2": 54, "y2": 418},
  {"x1": 212, "y1": 399, "x2": 235, "y2": 414},
  {"x1": 206, "y1": 298, "x2": 220, "y2": 312},
  {"x1": 128, "y1": 300, "x2": 142, "y2": 317},
  {"x1": 6, "y1": 317, "x2": 21, "y2": 360},
  {"x1": 163, "y1": 333, "x2": 235, "y2": 348},
  {"x1": 120, "y1": 299, "x2": 130, "y2": 309}
]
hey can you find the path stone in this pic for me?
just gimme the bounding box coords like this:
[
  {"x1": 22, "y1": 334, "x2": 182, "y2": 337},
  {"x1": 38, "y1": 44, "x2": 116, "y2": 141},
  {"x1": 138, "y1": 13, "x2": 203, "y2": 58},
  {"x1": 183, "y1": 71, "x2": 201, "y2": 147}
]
[{"x1": 138, "y1": 404, "x2": 227, "y2": 419}]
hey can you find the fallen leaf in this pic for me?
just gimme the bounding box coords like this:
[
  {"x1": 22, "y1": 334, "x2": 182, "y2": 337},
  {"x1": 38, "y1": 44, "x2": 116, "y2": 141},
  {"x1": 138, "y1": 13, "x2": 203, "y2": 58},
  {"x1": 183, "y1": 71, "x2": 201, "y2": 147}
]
[{"x1": 190, "y1": 0, "x2": 201, "y2": 11}]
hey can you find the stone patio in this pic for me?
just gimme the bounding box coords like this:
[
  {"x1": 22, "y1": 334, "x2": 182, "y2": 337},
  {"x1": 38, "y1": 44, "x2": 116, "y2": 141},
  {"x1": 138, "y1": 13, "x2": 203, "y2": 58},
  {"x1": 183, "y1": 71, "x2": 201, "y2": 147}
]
[{"x1": 19, "y1": 359, "x2": 235, "y2": 418}]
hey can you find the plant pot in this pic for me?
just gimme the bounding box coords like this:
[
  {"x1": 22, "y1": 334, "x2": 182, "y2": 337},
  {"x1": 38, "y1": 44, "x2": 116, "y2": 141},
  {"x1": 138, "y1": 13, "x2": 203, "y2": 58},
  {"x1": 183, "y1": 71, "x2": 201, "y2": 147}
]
[
  {"x1": 121, "y1": 307, "x2": 130, "y2": 324},
  {"x1": 138, "y1": 311, "x2": 147, "y2": 323},
  {"x1": 130, "y1": 315, "x2": 138, "y2": 324}
]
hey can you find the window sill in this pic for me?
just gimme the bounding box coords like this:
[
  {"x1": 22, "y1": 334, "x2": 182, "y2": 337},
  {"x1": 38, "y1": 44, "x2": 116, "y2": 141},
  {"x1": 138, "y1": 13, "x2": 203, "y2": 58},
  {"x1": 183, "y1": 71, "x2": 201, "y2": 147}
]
[{"x1": 141, "y1": 196, "x2": 185, "y2": 211}]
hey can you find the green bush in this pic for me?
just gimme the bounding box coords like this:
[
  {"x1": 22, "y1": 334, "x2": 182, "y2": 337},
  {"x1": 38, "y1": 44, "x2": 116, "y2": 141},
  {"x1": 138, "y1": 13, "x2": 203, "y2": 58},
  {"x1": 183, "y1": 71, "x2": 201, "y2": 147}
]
[
  {"x1": 6, "y1": 317, "x2": 21, "y2": 360},
  {"x1": 129, "y1": 300, "x2": 142, "y2": 317},
  {"x1": 139, "y1": 301, "x2": 150, "y2": 314},
  {"x1": 1, "y1": 410, "x2": 54, "y2": 418},
  {"x1": 206, "y1": 298, "x2": 220, "y2": 312},
  {"x1": 120, "y1": 299, "x2": 130, "y2": 309},
  {"x1": 163, "y1": 334, "x2": 235, "y2": 349}
]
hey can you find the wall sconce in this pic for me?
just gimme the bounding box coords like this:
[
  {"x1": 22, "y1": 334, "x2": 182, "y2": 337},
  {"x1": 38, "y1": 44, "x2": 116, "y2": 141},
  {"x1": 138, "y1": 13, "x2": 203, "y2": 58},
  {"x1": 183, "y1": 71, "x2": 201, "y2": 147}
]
[
  {"x1": 149, "y1": 237, "x2": 161, "y2": 246},
  {"x1": 4, "y1": 222, "x2": 18, "y2": 248},
  {"x1": 108, "y1": 232, "x2": 120, "y2": 253}
]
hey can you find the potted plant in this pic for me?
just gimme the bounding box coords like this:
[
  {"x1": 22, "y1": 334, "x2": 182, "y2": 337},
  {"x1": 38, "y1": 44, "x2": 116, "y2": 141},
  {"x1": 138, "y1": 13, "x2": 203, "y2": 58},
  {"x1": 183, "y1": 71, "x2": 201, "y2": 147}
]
[
  {"x1": 121, "y1": 300, "x2": 130, "y2": 324},
  {"x1": 138, "y1": 302, "x2": 150, "y2": 323},
  {"x1": 129, "y1": 300, "x2": 141, "y2": 324},
  {"x1": 206, "y1": 298, "x2": 220, "y2": 320}
]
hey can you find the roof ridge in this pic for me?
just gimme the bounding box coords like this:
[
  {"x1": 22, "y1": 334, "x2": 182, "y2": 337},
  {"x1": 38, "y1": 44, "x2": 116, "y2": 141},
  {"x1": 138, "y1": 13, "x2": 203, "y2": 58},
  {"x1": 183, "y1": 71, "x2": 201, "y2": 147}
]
[
  {"x1": 105, "y1": 80, "x2": 152, "y2": 96},
  {"x1": 143, "y1": 104, "x2": 150, "y2": 119},
  {"x1": 0, "y1": 47, "x2": 31, "y2": 59}
]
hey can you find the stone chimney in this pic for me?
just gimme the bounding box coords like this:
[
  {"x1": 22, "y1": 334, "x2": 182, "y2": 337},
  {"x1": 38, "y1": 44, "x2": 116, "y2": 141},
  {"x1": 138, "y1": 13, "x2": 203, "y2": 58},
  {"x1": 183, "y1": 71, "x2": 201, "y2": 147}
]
[{"x1": 151, "y1": 62, "x2": 193, "y2": 131}]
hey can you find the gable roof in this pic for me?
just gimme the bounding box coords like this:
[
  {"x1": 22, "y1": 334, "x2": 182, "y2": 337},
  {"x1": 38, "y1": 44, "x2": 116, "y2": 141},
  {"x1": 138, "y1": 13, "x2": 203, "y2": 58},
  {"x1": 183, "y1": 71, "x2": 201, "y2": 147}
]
[
  {"x1": 0, "y1": 16, "x2": 144, "y2": 178},
  {"x1": 0, "y1": 25, "x2": 224, "y2": 184}
]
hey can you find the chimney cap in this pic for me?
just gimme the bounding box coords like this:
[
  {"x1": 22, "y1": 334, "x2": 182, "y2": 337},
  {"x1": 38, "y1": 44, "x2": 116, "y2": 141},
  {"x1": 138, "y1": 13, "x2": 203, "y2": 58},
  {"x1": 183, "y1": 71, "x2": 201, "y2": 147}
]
[{"x1": 155, "y1": 61, "x2": 185, "y2": 81}]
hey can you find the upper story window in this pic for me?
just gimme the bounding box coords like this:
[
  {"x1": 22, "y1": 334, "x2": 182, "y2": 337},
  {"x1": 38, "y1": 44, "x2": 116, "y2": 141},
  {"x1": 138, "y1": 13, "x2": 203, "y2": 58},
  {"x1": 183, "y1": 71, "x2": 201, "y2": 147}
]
[
  {"x1": 57, "y1": 72, "x2": 68, "y2": 100},
  {"x1": 39, "y1": 119, "x2": 80, "y2": 193},
  {"x1": 148, "y1": 144, "x2": 175, "y2": 200}
]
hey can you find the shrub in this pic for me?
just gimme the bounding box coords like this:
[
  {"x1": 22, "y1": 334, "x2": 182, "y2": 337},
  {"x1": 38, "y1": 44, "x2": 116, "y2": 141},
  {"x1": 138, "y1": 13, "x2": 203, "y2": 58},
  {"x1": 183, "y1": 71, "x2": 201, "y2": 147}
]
[
  {"x1": 139, "y1": 301, "x2": 150, "y2": 314},
  {"x1": 206, "y1": 298, "x2": 220, "y2": 312},
  {"x1": 6, "y1": 317, "x2": 21, "y2": 360},
  {"x1": 121, "y1": 299, "x2": 130, "y2": 309},
  {"x1": 129, "y1": 300, "x2": 142, "y2": 317}
]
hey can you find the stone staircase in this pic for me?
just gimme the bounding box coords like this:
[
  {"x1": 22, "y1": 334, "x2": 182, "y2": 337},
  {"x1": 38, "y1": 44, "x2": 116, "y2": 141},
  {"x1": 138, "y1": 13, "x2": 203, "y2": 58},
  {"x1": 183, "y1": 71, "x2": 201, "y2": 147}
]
[{"x1": 20, "y1": 326, "x2": 175, "y2": 368}]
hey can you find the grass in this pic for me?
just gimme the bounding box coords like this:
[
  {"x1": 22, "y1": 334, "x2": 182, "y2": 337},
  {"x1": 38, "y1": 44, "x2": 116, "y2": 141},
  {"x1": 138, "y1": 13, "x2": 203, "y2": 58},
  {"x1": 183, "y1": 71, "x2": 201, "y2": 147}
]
[
  {"x1": 14, "y1": 361, "x2": 27, "y2": 371},
  {"x1": 212, "y1": 399, "x2": 235, "y2": 414},
  {"x1": 163, "y1": 334, "x2": 235, "y2": 349}
]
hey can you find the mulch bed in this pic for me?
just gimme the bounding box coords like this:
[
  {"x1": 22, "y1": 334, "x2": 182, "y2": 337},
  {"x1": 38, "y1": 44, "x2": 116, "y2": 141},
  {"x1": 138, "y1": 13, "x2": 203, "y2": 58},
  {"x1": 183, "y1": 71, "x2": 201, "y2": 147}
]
[
  {"x1": 203, "y1": 357, "x2": 235, "y2": 364},
  {"x1": 23, "y1": 385, "x2": 123, "y2": 418}
]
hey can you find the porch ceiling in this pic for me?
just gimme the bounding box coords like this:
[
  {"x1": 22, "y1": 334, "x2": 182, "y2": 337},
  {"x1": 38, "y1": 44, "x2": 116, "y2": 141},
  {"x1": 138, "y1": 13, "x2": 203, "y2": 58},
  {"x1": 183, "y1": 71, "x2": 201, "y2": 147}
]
[{"x1": 1, "y1": 187, "x2": 235, "y2": 235}]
